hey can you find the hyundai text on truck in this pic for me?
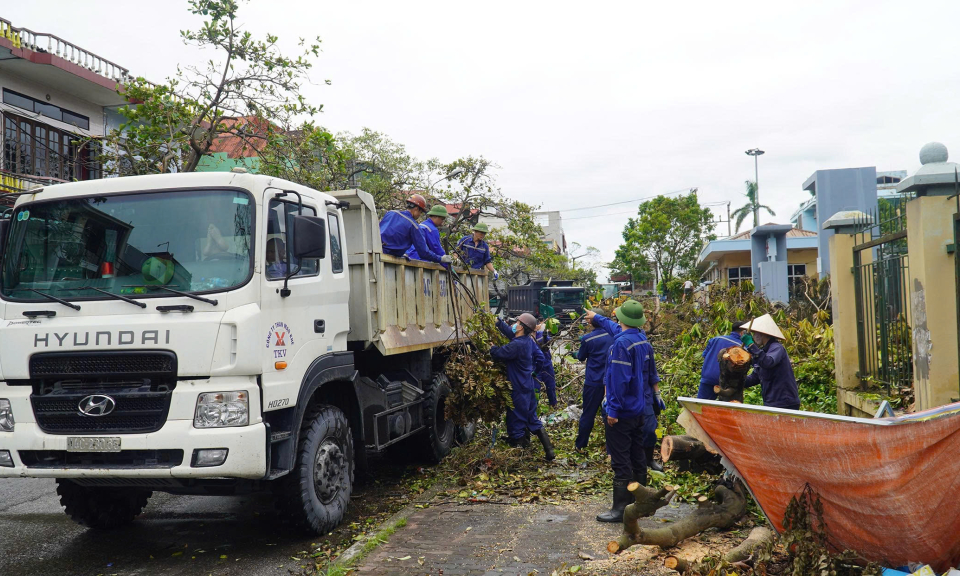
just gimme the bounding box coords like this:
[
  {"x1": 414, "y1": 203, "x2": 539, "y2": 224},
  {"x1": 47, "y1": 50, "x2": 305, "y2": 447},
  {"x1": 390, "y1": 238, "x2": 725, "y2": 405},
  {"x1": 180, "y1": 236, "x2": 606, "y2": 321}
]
[{"x1": 0, "y1": 172, "x2": 487, "y2": 534}]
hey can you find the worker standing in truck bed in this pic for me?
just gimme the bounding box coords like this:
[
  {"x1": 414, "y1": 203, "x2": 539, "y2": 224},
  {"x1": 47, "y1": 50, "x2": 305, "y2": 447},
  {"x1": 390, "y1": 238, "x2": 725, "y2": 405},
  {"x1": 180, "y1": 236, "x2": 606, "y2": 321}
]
[
  {"x1": 379, "y1": 194, "x2": 452, "y2": 265},
  {"x1": 457, "y1": 222, "x2": 498, "y2": 279}
]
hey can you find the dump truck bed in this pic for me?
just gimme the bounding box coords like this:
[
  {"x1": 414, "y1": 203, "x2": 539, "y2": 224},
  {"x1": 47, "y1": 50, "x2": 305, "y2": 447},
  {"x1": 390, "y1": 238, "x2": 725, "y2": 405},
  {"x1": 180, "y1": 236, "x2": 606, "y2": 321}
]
[{"x1": 331, "y1": 189, "x2": 489, "y2": 356}]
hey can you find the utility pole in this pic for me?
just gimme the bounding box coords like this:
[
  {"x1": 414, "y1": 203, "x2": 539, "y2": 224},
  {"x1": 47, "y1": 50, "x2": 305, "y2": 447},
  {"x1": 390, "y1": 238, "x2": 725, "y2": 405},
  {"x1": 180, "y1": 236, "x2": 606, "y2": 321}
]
[
  {"x1": 745, "y1": 148, "x2": 765, "y2": 227},
  {"x1": 727, "y1": 201, "x2": 732, "y2": 237}
]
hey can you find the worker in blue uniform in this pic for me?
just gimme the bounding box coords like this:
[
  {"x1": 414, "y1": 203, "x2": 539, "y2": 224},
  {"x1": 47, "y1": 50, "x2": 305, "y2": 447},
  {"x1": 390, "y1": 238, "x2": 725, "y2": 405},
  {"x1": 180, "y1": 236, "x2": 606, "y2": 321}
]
[
  {"x1": 636, "y1": 325, "x2": 664, "y2": 472},
  {"x1": 494, "y1": 318, "x2": 556, "y2": 410},
  {"x1": 585, "y1": 301, "x2": 648, "y2": 523},
  {"x1": 489, "y1": 313, "x2": 556, "y2": 460},
  {"x1": 379, "y1": 194, "x2": 453, "y2": 265},
  {"x1": 742, "y1": 314, "x2": 801, "y2": 410},
  {"x1": 574, "y1": 312, "x2": 613, "y2": 451},
  {"x1": 406, "y1": 205, "x2": 449, "y2": 264},
  {"x1": 698, "y1": 321, "x2": 748, "y2": 400},
  {"x1": 456, "y1": 222, "x2": 498, "y2": 279}
]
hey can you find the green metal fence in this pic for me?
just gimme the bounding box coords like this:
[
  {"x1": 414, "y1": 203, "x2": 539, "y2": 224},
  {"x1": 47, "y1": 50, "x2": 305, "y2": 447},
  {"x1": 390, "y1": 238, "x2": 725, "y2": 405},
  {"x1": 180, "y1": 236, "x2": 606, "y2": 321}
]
[{"x1": 852, "y1": 200, "x2": 912, "y2": 393}]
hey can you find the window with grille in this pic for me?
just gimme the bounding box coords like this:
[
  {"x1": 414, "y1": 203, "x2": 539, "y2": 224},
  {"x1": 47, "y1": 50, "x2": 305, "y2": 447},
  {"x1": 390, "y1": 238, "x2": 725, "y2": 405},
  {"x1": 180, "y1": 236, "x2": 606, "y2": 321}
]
[
  {"x1": 2, "y1": 112, "x2": 100, "y2": 181},
  {"x1": 728, "y1": 265, "x2": 752, "y2": 286}
]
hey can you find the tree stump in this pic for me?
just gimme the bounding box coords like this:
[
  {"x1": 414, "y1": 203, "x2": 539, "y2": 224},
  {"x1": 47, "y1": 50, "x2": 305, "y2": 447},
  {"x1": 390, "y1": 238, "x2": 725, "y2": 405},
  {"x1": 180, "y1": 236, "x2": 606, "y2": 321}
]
[{"x1": 715, "y1": 346, "x2": 752, "y2": 403}]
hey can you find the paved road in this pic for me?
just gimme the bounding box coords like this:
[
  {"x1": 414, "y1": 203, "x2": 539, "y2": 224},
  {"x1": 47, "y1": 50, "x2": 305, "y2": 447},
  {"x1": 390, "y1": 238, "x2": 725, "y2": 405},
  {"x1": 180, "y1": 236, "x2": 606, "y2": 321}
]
[{"x1": 0, "y1": 477, "x2": 334, "y2": 576}]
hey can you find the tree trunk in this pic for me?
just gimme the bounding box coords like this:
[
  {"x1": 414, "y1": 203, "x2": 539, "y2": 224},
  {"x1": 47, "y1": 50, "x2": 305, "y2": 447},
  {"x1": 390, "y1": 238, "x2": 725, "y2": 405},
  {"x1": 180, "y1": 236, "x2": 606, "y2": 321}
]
[
  {"x1": 607, "y1": 483, "x2": 747, "y2": 554},
  {"x1": 664, "y1": 526, "x2": 776, "y2": 573},
  {"x1": 661, "y1": 435, "x2": 724, "y2": 475},
  {"x1": 715, "y1": 346, "x2": 751, "y2": 403}
]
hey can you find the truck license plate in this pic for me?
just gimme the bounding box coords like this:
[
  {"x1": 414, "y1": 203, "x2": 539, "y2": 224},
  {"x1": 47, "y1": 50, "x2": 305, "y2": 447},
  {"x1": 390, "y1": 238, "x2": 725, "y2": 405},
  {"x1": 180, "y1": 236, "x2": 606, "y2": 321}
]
[{"x1": 66, "y1": 437, "x2": 121, "y2": 452}]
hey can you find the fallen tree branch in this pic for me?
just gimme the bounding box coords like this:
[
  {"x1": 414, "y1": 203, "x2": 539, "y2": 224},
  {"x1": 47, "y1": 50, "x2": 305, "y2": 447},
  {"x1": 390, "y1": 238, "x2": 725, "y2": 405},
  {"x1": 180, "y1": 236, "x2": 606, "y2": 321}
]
[
  {"x1": 663, "y1": 526, "x2": 777, "y2": 573},
  {"x1": 608, "y1": 483, "x2": 747, "y2": 554}
]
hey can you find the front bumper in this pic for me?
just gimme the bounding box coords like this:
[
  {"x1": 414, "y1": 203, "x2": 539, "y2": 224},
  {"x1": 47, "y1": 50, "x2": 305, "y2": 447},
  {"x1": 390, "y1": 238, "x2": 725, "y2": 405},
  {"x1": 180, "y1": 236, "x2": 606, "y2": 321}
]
[{"x1": 0, "y1": 378, "x2": 267, "y2": 479}]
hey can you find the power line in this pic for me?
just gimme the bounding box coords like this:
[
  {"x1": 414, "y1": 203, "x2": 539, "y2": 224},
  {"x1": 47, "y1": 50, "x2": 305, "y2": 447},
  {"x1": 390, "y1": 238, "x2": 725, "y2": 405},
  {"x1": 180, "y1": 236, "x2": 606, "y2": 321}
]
[
  {"x1": 561, "y1": 199, "x2": 733, "y2": 221},
  {"x1": 555, "y1": 187, "x2": 696, "y2": 212}
]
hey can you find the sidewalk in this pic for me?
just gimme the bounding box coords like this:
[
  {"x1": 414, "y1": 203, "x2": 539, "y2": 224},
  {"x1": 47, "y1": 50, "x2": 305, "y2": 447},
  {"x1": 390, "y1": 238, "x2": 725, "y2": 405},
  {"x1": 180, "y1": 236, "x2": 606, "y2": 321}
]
[{"x1": 354, "y1": 493, "x2": 697, "y2": 575}]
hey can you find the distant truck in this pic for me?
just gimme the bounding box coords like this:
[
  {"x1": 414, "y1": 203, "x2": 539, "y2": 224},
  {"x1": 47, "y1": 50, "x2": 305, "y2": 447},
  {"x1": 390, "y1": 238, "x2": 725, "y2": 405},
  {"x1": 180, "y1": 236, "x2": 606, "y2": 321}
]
[
  {"x1": 0, "y1": 172, "x2": 487, "y2": 535},
  {"x1": 506, "y1": 280, "x2": 585, "y2": 325}
]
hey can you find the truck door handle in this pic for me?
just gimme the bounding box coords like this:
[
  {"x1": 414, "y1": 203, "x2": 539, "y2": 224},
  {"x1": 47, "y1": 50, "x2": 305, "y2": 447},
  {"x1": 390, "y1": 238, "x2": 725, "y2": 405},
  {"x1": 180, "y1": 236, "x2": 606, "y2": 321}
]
[{"x1": 314, "y1": 320, "x2": 326, "y2": 334}]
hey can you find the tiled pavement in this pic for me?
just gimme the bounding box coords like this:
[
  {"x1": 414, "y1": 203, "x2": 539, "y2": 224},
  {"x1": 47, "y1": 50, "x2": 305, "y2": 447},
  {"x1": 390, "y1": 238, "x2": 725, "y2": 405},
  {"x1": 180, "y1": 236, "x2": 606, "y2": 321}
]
[{"x1": 354, "y1": 495, "x2": 693, "y2": 575}]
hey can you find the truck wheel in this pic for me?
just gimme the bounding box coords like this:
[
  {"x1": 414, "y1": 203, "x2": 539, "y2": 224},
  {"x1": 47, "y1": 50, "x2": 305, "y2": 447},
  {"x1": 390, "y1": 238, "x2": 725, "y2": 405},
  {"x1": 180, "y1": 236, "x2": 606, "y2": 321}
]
[
  {"x1": 55, "y1": 480, "x2": 151, "y2": 530},
  {"x1": 455, "y1": 420, "x2": 477, "y2": 446},
  {"x1": 276, "y1": 404, "x2": 354, "y2": 535},
  {"x1": 422, "y1": 373, "x2": 455, "y2": 463}
]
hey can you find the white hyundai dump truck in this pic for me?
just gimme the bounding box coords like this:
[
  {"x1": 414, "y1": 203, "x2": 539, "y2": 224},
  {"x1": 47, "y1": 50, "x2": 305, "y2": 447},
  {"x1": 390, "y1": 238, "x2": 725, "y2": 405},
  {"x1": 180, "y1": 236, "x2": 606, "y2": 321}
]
[{"x1": 0, "y1": 172, "x2": 487, "y2": 534}]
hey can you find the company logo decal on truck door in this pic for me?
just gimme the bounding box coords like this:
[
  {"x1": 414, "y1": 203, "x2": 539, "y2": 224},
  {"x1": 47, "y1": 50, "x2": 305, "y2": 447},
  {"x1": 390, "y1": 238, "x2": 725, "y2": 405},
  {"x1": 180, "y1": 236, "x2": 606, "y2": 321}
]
[{"x1": 265, "y1": 321, "x2": 295, "y2": 359}]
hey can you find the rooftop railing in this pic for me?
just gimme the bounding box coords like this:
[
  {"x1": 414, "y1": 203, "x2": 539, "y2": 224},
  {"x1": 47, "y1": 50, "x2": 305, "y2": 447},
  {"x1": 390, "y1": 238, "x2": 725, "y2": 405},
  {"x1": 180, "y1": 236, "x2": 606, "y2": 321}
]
[{"x1": 0, "y1": 16, "x2": 133, "y2": 84}]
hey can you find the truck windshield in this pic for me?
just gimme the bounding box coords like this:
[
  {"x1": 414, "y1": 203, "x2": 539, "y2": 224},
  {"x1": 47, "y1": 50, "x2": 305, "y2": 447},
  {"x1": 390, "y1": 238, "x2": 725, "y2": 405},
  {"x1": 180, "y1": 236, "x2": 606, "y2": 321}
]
[
  {"x1": 551, "y1": 291, "x2": 584, "y2": 306},
  {"x1": 1, "y1": 189, "x2": 254, "y2": 302}
]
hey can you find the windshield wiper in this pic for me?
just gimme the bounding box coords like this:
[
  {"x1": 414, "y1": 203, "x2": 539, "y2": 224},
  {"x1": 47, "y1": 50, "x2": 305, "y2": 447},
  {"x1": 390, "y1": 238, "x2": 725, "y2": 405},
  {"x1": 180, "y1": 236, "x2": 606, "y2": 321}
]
[
  {"x1": 124, "y1": 285, "x2": 218, "y2": 306},
  {"x1": 73, "y1": 287, "x2": 147, "y2": 309},
  {"x1": 29, "y1": 289, "x2": 81, "y2": 311}
]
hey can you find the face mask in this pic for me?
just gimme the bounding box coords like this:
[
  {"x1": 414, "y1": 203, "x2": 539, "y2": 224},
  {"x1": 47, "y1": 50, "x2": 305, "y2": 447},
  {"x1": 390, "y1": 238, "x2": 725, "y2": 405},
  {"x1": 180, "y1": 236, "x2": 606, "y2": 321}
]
[{"x1": 511, "y1": 324, "x2": 519, "y2": 334}]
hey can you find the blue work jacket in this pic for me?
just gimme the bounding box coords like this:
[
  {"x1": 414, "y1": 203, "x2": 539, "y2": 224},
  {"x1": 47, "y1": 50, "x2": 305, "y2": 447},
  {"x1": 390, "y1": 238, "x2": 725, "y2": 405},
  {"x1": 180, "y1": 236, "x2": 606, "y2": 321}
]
[
  {"x1": 577, "y1": 330, "x2": 613, "y2": 388},
  {"x1": 700, "y1": 332, "x2": 744, "y2": 386},
  {"x1": 745, "y1": 340, "x2": 801, "y2": 409},
  {"x1": 495, "y1": 319, "x2": 554, "y2": 404},
  {"x1": 637, "y1": 329, "x2": 660, "y2": 407},
  {"x1": 592, "y1": 314, "x2": 645, "y2": 419},
  {"x1": 490, "y1": 330, "x2": 543, "y2": 394},
  {"x1": 379, "y1": 210, "x2": 443, "y2": 263},
  {"x1": 457, "y1": 235, "x2": 492, "y2": 269},
  {"x1": 405, "y1": 219, "x2": 446, "y2": 265}
]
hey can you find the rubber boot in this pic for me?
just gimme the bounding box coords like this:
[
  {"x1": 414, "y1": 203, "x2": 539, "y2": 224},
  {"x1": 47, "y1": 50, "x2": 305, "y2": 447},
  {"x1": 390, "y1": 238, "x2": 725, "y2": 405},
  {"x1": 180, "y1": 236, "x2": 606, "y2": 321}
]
[
  {"x1": 596, "y1": 479, "x2": 632, "y2": 523},
  {"x1": 534, "y1": 428, "x2": 556, "y2": 461},
  {"x1": 506, "y1": 436, "x2": 525, "y2": 447},
  {"x1": 633, "y1": 468, "x2": 648, "y2": 486},
  {"x1": 646, "y1": 447, "x2": 663, "y2": 472}
]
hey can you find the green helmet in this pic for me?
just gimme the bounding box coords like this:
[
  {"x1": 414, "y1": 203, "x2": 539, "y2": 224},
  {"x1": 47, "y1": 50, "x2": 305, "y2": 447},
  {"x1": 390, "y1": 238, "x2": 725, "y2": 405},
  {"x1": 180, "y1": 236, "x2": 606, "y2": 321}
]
[
  {"x1": 426, "y1": 205, "x2": 449, "y2": 218},
  {"x1": 471, "y1": 222, "x2": 490, "y2": 233},
  {"x1": 614, "y1": 300, "x2": 647, "y2": 328}
]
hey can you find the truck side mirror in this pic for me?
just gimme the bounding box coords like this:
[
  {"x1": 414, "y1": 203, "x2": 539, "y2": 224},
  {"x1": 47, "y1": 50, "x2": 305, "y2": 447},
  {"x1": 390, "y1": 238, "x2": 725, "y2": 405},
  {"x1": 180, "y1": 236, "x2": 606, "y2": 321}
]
[{"x1": 293, "y1": 215, "x2": 326, "y2": 259}]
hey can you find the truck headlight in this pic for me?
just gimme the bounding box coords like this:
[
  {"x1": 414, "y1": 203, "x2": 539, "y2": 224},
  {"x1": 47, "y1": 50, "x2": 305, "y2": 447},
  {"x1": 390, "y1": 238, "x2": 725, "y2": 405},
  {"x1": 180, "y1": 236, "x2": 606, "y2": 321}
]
[
  {"x1": 194, "y1": 392, "x2": 249, "y2": 428},
  {"x1": 0, "y1": 399, "x2": 13, "y2": 432}
]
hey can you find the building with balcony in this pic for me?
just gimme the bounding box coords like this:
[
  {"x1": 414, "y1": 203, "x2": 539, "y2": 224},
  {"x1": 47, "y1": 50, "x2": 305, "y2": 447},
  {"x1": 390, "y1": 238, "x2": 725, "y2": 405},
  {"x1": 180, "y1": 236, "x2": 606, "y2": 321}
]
[{"x1": 0, "y1": 16, "x2": 135, "y2": 203}]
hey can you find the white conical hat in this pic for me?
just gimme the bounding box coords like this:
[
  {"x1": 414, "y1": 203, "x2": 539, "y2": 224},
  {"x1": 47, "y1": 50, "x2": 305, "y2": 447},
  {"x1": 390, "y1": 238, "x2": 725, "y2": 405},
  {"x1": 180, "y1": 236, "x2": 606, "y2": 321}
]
[{"x1": 748, "y1": 313, "x2": 785, "y2": 340}]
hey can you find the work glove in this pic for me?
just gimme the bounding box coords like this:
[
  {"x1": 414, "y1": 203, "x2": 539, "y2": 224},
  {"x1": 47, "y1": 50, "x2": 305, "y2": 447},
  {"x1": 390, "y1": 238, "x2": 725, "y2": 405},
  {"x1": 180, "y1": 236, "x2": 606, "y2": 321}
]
[
  {"x1": 741, "y1": 333, "x2": 754, "y2": 348},
  {"x1": 440, "y1": 255, "x2": 454, "y2": 264},
  {"x1": 654, "y1": 391, "x2": 666, "y2": 415},
  {"x1": 493, "y1": 270, "x2": 499, "y2": 280}
]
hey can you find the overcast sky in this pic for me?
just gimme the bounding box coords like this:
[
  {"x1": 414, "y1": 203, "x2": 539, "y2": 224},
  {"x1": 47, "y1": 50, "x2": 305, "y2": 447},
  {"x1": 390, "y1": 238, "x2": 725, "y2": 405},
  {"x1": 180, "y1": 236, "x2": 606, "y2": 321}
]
[{"x1": 7, "y1": 1, "x2": 958, "y2": 280}]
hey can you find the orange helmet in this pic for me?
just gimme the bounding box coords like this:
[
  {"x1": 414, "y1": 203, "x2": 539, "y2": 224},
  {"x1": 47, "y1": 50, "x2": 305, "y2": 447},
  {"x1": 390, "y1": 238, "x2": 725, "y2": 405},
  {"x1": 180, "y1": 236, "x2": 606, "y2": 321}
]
[{"x1": 406, "y1": 194, "x2": 427, "y2": 211}]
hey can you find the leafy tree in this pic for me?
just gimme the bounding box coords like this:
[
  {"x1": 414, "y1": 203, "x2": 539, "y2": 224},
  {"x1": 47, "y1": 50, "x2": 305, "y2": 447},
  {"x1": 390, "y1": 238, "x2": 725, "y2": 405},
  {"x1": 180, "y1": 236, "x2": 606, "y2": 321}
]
[
  {"x1": 730, "y1": 180, "x2": 775, "y2": 232},
  {"x1": 610, "y1": 191, "x2": 716, "y2": 286},
  {"x1": 100, "y1": 0, "x2": 323, "y2": 175}
]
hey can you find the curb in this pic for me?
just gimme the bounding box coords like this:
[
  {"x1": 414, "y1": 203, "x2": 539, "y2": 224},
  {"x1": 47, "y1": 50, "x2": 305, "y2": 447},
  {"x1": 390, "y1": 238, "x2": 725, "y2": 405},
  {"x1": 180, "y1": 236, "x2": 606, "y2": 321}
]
[{"x1": 335, "y1": 483, "x2": 444, "y2": 567}]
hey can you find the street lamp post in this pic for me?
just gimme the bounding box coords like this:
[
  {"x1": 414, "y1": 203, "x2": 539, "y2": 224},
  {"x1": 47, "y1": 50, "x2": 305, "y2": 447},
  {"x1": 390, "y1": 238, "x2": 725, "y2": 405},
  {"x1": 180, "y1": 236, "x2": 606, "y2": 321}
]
[
  {"x1": 745, "y1": 148, "x2": 765, "y2": 227},
  {"x1": 427, "y1": 167, "x2": 465, "y2": 189}
]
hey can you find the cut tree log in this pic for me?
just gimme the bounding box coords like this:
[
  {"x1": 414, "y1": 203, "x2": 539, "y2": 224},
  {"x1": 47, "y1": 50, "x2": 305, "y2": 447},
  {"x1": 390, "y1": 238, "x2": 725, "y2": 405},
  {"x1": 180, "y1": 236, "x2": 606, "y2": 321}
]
[
  {"x1": 663, "y1": 526, "x2": 777, "y2": 573},
  {"x1": 608, "y1": 483, "x2": 747, "y2": 554},
  {"x1": 716, "y1": 346, "x2": 752, "y2": 403},
  {"x1": 661, "y1": 435, "x2": 724, "y2": 475},
  {"x1": 603, "y1": 483, "x2": 676, "y2": 555}
]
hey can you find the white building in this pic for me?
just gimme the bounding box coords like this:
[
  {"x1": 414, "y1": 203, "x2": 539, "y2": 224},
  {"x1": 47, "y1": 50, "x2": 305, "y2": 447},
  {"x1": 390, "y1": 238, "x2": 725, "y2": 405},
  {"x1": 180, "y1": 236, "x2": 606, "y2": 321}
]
[{"x1": 479, "y1": 210, "x2": 567, "y2": 254}]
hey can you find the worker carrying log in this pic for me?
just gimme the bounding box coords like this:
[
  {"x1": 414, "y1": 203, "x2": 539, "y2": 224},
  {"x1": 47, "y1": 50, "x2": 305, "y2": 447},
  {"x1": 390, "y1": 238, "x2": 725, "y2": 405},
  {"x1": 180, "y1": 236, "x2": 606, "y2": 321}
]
[
  {"x1": 697, "y1": 321, "x2": 748, "y2": 400},
  {"x1": 742, "y1": 314, "x2": 801, "y2": 410},
  {"x1": 489, "y1": 313, "x2": 556, "y2": 460},
  {"x1": 584, "y1": 301, "x2": 650, "y2": 523},
  {"x1": 573, "y1": 310, "x2": 613, "y2": 451}
]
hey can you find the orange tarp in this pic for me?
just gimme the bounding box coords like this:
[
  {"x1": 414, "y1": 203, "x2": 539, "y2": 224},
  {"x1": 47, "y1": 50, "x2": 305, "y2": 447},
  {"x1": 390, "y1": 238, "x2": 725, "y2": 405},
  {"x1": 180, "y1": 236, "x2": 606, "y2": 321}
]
[{"x1": 679, "y1": 398, "x2": 960, "y2": 572}]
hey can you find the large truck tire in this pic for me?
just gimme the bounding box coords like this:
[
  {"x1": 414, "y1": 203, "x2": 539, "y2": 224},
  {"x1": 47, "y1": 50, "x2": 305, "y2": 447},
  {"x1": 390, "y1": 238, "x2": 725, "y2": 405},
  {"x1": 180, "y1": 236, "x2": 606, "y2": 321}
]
[
  {"x1": 421, "y1": 373, "x2": 455, "y2": 463},
  {"x1": 56, "y1": 480, "x2": 151, "y2": 530},
  {"x1": 455, "y1": 421, "x2": 477, "y2": 446},
  {"x1": 276, "y1": 404, "x2": 354, "y2": 535}
]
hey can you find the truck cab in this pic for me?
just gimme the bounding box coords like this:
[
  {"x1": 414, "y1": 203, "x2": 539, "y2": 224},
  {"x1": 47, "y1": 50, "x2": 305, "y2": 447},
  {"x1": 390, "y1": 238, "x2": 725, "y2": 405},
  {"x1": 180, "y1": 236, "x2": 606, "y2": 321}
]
[{"x1": 0, "y1": 172, "x2": 486, "y2": 534}]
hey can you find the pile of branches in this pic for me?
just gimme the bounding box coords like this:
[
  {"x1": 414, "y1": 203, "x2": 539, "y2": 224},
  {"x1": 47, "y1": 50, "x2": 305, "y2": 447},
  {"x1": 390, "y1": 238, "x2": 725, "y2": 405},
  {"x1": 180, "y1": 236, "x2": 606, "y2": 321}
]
[{"x1": 444, "y1": 310, "x2": 514, "y2": 425}]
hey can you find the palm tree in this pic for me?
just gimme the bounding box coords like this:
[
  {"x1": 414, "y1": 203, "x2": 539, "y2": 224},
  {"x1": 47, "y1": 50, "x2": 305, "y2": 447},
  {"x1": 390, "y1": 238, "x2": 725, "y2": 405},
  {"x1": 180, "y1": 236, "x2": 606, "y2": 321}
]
[{"x1": 730, "y1": 180, "x2": 775, "y2": 233}]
